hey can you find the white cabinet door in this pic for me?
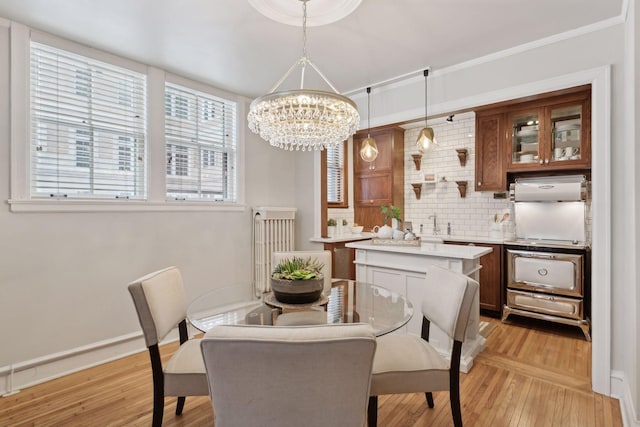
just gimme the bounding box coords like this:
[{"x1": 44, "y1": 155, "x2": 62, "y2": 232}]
[{"x1": 368, "y1": 267, "x2": 406, "y2": 297}]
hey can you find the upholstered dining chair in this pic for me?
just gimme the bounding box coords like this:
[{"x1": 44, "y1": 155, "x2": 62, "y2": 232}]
[
  {"x1": 367, "y1": 265, "x2": 479, "y2": 427},
  {"x1": 272, "y1": 250, "x2": 332, "y2": 294},
  {"x1": 128, "y1": 266, "x2": 209, "y2": 427},
  {"x1": 200, "y1": 323, "x2": 377, "y2": 427}
]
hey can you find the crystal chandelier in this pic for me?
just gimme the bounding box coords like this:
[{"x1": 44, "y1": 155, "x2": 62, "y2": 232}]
[{"x1": 247, "y1": 0, "x2": 360, "y2": 151}]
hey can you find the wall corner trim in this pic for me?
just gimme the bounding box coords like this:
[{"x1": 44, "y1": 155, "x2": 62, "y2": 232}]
[{"x1": 611, "y1": 371, "x2": 640, "y2": 426}]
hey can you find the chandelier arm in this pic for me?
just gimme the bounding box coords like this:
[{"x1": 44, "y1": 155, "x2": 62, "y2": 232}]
[
  {"x1": 307, "y1": 59, "x2": 340, "y2": 94},
  {"x1": 267, "y1": 58, "x2": 305, "y2": 93}
]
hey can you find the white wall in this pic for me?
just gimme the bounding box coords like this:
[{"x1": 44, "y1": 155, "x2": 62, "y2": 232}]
[
  {"x1": 628, "y1": 0, "x2": 640, "y2": 417},
  {"x1": 0, "y1": 22, "x2": 296, "y2": 376}
]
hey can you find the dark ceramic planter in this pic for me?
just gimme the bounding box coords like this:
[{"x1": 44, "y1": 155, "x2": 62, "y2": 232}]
[{"x1": 270, "y1": 276, "x2": 324, "y2": 304}]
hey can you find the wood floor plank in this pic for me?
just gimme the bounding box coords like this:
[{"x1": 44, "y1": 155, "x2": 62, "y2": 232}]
[{"x1": 0, "y1": 316, "x2": 622, "y2": 427}]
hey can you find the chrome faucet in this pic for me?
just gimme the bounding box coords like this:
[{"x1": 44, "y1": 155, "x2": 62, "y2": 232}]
[{"x1": 428, "y1": 214, "x2": 440, "y2": 235}]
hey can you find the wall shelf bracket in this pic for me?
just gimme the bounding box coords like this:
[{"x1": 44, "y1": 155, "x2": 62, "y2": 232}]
[
  {"x1": 411, "y1": 183, "x2": 423, "y2": 200},
  {"x1": 411, "y1": 154, "x2": 422, "y2": 170},
  {"x1": 456, "y1": 148, "x2": 468, "y2": 167},
  {"x1": 456, "y1": 181, "x2": 468, "y2": 198}
]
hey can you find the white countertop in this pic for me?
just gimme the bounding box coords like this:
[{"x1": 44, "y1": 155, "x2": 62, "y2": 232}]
[
  {"x1": 309, "y1": 232, "x2": 375, "y2": 244},
  {"x1": 345, "y1": 240, "x2": 493, "y2": 259}
]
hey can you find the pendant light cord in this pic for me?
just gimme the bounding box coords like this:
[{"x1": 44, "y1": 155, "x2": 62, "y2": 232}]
[
  {"x1": 424, "y1": 69, "x2": 429, "y2": 128},
  {"x1": 367, "y1": 86, "x2": 372, "y2": 138}
]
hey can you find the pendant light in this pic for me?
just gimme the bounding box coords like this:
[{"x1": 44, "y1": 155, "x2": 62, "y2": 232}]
[
  {"x1": 360, "y1": 87, "x2": 378, "y2": 162},
  {"x1": 247, "y1": 0, "x2": 360, "y2": 152},
  {"x1": 416, "y1": 69, "x2": 438, "y2": 152}
]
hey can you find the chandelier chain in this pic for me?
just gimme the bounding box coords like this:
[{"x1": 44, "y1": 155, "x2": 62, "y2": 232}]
[{"x1": 302, "y1": 0, "x2": 308, "y2": 59}]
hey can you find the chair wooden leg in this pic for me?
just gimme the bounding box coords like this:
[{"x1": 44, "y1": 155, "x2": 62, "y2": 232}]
[
  {"x1": 425, "y1": 392, "x2": 434, "y2": 408},
  {"x1": 176, "y1": 396, "x2": 186, "y2": 415},
  {"x1": 450, "y1": 340, "x2": 463, "y2": 427},
  {"x1": 149, "y1": 345, "x2": 165, "y2": 427},
  {"x1": 450, "y1": 387, "x2": 462, "y2": 427},
  {"x1": 368, "y1": 396, "x2": 378, "y2": 427}
]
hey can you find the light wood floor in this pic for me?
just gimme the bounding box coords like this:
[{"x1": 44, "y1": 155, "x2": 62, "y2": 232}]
[{"x1": 1, "y1": 316, "x2": 622, "y2": 426}]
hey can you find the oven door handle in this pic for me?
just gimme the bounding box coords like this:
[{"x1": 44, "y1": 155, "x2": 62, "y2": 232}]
[
  {"x1": 521, "y1": 280, "x2": 553, "y2": 288},
  {"x1": 517, "y1": 253, "x2": 557, "y2": 259}
]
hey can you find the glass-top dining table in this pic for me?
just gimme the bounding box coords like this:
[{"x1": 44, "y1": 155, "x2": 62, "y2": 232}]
[{"x1": 187, "y1": 280, "x2": 413, "y2": 337}]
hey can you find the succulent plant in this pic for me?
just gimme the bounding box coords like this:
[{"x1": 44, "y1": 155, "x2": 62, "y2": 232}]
[
  {"x1": 327, "y1": 218, "x2": 337, "y2": 226},
  {"x1": 272, "y1": 257, "x2": 324, "y2": 281}
]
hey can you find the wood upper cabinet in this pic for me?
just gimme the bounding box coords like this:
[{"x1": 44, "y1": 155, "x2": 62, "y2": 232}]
[
  {"x1": 353, "y1": 127, "x2": 405, "y2": 231},
  {"x1": 474, "y1": 86, "x2": 591, "y2": 192},
  {"x1": 475, "y1": 112, "x2": 506, "y2": 192},
  {"x1": 505, "y1": 89, "x2": 591, "y2": 171}
]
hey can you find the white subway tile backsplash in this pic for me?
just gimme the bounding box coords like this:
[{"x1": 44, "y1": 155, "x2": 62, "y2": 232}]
[{"x1": 405, "y1": 112, "x2": 511, "y2": 239}]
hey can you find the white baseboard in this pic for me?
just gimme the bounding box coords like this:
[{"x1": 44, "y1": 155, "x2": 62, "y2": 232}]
[
  {"x1": 611, "y1": 370, "x2": 640, "y2": 427},
  {"x1": 0, "y1": 331, "x2": 148, "y2": 396},
  {"x1": 0, "y1": 325, "x2": 198, "y2": 397}
]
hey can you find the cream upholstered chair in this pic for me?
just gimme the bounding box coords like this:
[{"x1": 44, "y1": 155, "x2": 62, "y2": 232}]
[
  {"x1": 367, "y1": 265, "x2": 479, "y2": 427},
  {"x1": 200, "y1": 323, "x2": 376, "y2": 427},
  {"x1": 128, "y1": 267, "x2": 208, "y2": 427},
  {"x1": 272, "y1": 250, "x2": 332, "y2": 294}
]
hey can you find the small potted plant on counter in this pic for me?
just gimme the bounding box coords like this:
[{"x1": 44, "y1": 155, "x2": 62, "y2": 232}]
[
  {"x1": 381, "y1": 204, "x2": 402, "y2": 230},
  {"x1": 271, "y1": 257, "x2": 325, "y2": 304},
  {"x1": 327, "y1": 218, "x2": 337, "y2": 237}
]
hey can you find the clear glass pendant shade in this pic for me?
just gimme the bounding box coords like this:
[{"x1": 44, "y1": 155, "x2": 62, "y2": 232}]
[
  {"x1": 360, "y1": 137, "x2": 378, "y2": 161},
  {"x1": 359, "y1": 86, "x2": 378, "y2": 162}
]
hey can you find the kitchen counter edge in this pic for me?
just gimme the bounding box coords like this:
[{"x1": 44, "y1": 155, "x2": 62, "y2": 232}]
[
  {"x1": 345, "y1": 240, "x2": 492, "y2": 259},
  {"x1": 309, "y1": 232, "x2": 375, "y2": 244}
]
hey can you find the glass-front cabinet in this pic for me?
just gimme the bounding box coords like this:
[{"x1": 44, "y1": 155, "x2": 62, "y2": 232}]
[
  {"x1": 506, "y1": 90, "x2": 591, "y2": 171},
  {"x1": 510, "y1": 111, "x2": 543, "y2": 166},
  {"x1": 550, "y1": 103, "x2": 583, "y2": 162}
]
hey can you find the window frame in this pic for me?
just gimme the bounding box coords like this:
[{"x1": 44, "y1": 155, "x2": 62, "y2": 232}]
[
  {"x1": 29, "y1": 41, "x2": 148, "y2": 200},
  {"x1": 325, "y1": 141, "x2": 349, "y2": 209},
  {"x1": 164, "y1": 80, "x2": 238, "y2": 202},
  {"x1": 8, "y1": 24, "x2": 245, "y2": 212}
]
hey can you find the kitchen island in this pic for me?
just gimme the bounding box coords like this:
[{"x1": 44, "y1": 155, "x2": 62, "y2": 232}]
[{"x1": 345, "y1": 240, "x2": 492, "y2": 372}]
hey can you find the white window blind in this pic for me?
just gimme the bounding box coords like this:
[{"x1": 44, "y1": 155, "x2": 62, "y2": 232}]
[
  {"x1": 165, "y1": 83, "x2": 237, "y2": 201},
  {"x1": 327, "y1": 142, "x2": 345, "y2": 204},
  {"x1": 30, "y1": 42, "x2": 147, "y2": 199}
]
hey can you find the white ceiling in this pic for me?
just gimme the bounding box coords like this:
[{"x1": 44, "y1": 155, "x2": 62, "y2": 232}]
[{"x1": 0, "y1": 0, "x2": 623, "y2": 99}]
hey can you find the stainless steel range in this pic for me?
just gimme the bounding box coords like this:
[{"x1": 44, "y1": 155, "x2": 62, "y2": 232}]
[{"x1": 502, "y1": 175, "x2": 591, "y2": 340}]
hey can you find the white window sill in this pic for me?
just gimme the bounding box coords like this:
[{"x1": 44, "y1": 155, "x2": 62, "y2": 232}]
[{"x1": 7, "y1": 199, "x2": 246, "y2": 213}]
